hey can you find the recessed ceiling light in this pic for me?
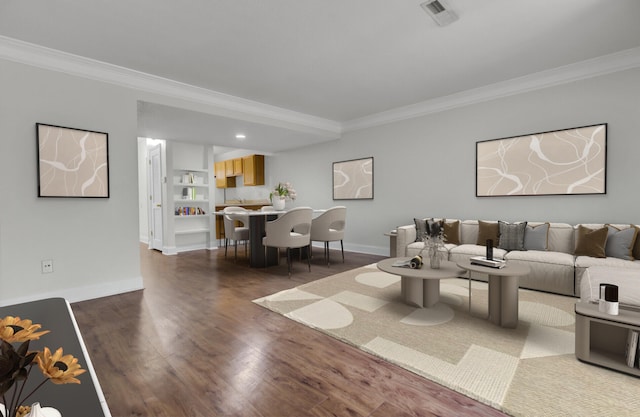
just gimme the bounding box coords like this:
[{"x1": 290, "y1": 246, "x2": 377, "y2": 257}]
[{"x1": 235, "y1": 133, "x2": 246, "y2": 140}]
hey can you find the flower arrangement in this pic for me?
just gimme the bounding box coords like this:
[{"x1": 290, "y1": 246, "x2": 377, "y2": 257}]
[
  {"x1": 0, "y1": 316, "x2": 86, "y2": 417},
  {"x1": 420, "y1": 221, "x2": 446, "y2": 269},
  {"x1": 269, "y1": 182, "x2": 297, "y2": 202}
]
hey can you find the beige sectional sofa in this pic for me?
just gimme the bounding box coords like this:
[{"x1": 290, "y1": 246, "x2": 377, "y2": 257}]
[{"x1": 395, "y1": 219, "x2": 640, "y2": 297}]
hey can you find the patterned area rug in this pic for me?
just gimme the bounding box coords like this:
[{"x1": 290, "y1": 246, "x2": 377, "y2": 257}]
[{"x1": 253, "y1": 264, "x2": 640, "y2": 416}]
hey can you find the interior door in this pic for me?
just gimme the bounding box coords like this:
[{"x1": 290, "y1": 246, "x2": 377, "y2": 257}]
[{"x1": 148, "y1": 144, "x2": 163, "y2": 251}]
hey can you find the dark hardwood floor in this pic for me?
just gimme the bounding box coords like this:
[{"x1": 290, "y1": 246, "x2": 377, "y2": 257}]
[{"x1": 72, "y1": 245, "x2": 507, "y2": 417}]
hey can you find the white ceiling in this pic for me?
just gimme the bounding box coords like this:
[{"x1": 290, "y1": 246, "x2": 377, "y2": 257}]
[{"x1": 2, "y1": 0, "x2": 640, "y2": 152}]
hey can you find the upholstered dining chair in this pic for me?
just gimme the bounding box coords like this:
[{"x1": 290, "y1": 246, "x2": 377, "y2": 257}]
[
  {"x1": 260, "y1": 206, "x2": 276, "y2": 212},
  {"x1": 310, "y1": 206, "x2": 346, "y2": 266},
  {"x1": 223, "y1": 206, "x2": 249, "y2": 262},
  {"x1": 262, "y1": 207, "x2": 313, "y2": 276}
]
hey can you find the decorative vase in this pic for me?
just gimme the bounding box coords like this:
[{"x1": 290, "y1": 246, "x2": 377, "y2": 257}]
[
  {"x1": 0, "y1": 403, "x2": 61, "y2": 417},
  {"x1": 429, "y1": 253, "x2": 440, "y2": 269},
  {"x1": 272, "y1": 196, "x2": 286, "y2": 211}
]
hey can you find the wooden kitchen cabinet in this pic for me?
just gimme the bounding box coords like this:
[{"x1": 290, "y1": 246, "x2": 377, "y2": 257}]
[
  {"x1": 215, "y1": 161, "x2": 236, "y2": 188},
  {"x1": 233, "y1": 158, "x2": 243, "y2": 175},
  {"x1": 225, "y1": 159, "x2": 234, "y2": 176},
  {"x1": 242, "y1": 154, "x2": 265, "y2": 186}
]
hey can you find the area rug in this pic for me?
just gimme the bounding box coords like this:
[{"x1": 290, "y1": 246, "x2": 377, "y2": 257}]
[{"x1": 253, "y1": 264, "x2": 640, "y2": 416}]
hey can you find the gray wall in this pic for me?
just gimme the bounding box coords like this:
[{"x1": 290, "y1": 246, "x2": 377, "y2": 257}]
[
  {"x1": 0, "y1": 60, "x2": 143, "y2": 305},
  {"x1": 269, "y1": 68, "x2": 640, "y2": 255},
  {"x1": 1, "y1": 58, "x2": 638, "y2": 305}
]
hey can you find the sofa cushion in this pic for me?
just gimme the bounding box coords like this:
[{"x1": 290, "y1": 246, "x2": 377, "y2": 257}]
[
  {"x1": 633, "y1": 225, "x2": 640, "y2": 260},
  {"x1": 406, "y1": 241, "x2": 452, "y2": 258},
  {"x1": 547, "y1": 223, "x2": 575, "y2": 254},
  {"x1": 477, "y1": 221, "x2": 499, "y2": 247},
  {"x1": 505, "y1": 249, "x2": 575, "y2": 267},
  {"x1": 524, "y1": 223, "x2": 550, "y2": 251},
  {"x1": 605, "y1": 225, "x2": 637, "y2": 261},
  {"x1": 580, "y1": 266, "x2": 640, "y2": 306},
  {"x1": 450, "y1": 244, "x2": 507, "y2": 260},
  {"x1": 443, "y1": 220, "x2": 461, "y2": 245},
  {"x1": 575, "y1": 255, "x2": 640, "y2": 269},
  {"x1": 574, "y1": 225, "x2": 608, "y2": 258},
  {"x1": 498, "y1": 221, "x2": 527, "y2": 251},
  {"x1": 413, "y1": 218, "x2": 427, "y2": 242}
]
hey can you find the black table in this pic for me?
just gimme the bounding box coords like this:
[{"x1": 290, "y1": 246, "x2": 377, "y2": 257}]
[
  {"x1": 248, "y1": 212, "x2": 280, "y2": 267},
  {"x1": 0, "y1": 298, "x2": 110, "y2": 417}
]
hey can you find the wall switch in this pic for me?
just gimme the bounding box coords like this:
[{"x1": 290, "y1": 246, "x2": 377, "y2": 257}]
[{"x1": 41, "y1": 259, "x2": 53, "y2": 274}]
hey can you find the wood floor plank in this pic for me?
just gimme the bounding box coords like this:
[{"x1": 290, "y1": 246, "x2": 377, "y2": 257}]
[{"x1": 72, "y1": 245, "x2": 507, "y2": 417}]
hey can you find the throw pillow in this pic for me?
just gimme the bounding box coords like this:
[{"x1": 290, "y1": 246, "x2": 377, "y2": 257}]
[
  {"x1": 574, "y1": 225, "x2": 608, "y2": 258},
  {"x1": 476, "y1": 221, "x2": 499, "y2": 247},
  {"x1": 634, "y1": 225, "x2": 640, "y2": 260},
  {"x1": 605, "y1": 225, "x2": 638, "y2": 261},
  {"x1": 443, "y1": 220, "x2": 461, "y2": 245},
  {"x1": 498, "y1": 221, "x2": 527, "y2": 251},
  {"x1": 414, "y1": 218, "x2": 428, "y2": 242},
  {"x1": 524, "y1": 223, "x2": 550, "y2": 251}
]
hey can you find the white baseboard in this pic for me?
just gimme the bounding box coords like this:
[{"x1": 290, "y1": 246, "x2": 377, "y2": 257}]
[
  {"x1": 161, "y1": 242, "x2": 386, "y2": 256},
  {"x1": 343, "y1": 243, "x2": 388, "y2": 256},
  {"x1": 0, "y1": 276, "x2": 145, "y2": 307},
  {"x1": 310, "y1": 241, "x2": 388, "y2": 257}
]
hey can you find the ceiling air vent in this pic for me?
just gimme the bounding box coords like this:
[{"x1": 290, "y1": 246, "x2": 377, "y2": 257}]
[{"x1": 420, "y1": 0, "x2": 459, "y2": 27}]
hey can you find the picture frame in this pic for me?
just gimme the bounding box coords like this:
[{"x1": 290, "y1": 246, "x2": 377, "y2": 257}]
[
  {"x1": 333, "y1": 157, "x2": 374, "y2": 200},
  {"x1": 476, "y1": 123, "x2": 607, "y2": 197},
  {"x1": 36, "y1": 123, "x2": 110, "y2": 198}
]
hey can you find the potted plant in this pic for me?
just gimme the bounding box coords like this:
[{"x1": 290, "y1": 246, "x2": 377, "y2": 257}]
[{"x1": 269, "y1": 182, "x2": 296, "y2": 210}]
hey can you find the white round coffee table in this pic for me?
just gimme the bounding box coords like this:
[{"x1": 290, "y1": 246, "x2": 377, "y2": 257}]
[{"x1": 377, "y1": 257, "x2": 465, "y2": 308}]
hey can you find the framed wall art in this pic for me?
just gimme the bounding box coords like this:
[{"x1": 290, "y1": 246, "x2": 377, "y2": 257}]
[
  {"x1": 333, "y1": 157, "x2": 374, "y2": 200},
  {"x1": 476, "y1": 123, "x2": 607, "y2": 197},
  {"x1": 36, "y1": 123, "x2": 110, "y2": 198}
]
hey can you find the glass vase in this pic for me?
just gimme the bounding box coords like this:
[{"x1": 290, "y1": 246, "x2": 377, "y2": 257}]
[{"x1": 429, "y1": 252, "x2": 440, "y2": 269}]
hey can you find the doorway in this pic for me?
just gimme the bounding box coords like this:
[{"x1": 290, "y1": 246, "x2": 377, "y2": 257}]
[{"x1": 148, "y1": 144, "x2": 164, "y2": 251}]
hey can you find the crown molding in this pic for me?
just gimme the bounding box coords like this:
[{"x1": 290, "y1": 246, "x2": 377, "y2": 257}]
[
  {"x1": 2, "y1": 35, "x2": 639, "y2": 137},
  {"x1": 342, "y1": 47, "x2": 640, "y2": 132},
  {"x1": 0, "y1": 36, "x2": 341, "y2": 137}
]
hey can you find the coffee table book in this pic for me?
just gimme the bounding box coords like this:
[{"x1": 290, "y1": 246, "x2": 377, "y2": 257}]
[
  {"x1": 469, "y1": 256, "x2": 506, "y2": 269},
  {"x1": 625, "y1": 330, "x2": 639, "y2": 367},
  {"x1": 575, "y1": 301, "x2": 640, "y2": 377}
]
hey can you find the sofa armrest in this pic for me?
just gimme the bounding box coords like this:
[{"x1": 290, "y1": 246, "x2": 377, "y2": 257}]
[{"x1": 396, "y1": 224, "x2": 416, "y2": 257}]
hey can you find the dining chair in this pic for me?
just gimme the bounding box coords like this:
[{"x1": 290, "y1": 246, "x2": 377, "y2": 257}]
[
  {"x1": 262, "y1": 207, "x2": 313, "y2": 276},
  {"x1": 260, "y1": 206, "x2": 276, "y2": 212},
  {"x1": 223, "y1": 206, "x2": 249, "y2": 262},
  {"x1": 310, "y1": 206, "x2": 346, "y2": 266}
]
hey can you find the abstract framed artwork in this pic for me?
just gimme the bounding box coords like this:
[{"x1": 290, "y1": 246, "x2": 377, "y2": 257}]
[
  {"x1": 476, "y1": 123, "x2": 607, "y2": 197},
  {"x1": 36, "y1": 123, "x2": 110, "y2": 198},
  {"x1": 333, "y1": 157, "x2": 374, "y2": 200}
]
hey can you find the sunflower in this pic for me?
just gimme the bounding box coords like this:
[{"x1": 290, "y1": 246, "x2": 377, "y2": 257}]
[
  {"x1": 16, "y1": 405, "x2": 31, "y2": 417},
  {"x1": 0, "y1": 316, "x2": 49, "y2": 343},
  {"x1": 36, "y1": 347, "x2": 86, "y2": 385}
]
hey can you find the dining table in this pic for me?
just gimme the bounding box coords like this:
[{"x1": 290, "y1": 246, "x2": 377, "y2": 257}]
[{"x1": 214, "y1": 208, "x2": 325, "y2": 268}]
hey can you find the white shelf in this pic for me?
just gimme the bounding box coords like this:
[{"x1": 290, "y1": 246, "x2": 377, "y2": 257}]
[
  {"x1": 175, "y1": 228, "x2": 210, "y2": 235},
  {"x1": 174, "y1": 182, "x2": 208, "y2": 187},
  {"x1": 169, "y1": 149, "x2": 214, "y2": 252},
  {"x1": 175, "y1": 199, "x2": 210, "y2": 203},
  {"x1": 175, "y1": 168, "x2": 208, "y2": 173}
]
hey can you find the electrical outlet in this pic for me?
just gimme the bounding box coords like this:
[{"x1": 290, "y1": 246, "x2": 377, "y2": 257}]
[{"x1": 41, "y1": 259, "x2": 53, "y2": 274}]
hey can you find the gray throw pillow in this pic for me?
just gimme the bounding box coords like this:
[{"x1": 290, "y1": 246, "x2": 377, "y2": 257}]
[
  {"x1": 498, "y1": 221, "x2": 527, "y2": 251},
  {"x1": 524, "y1": 223, "x2": 550, "y2": 251},
  {"x1": 605, "y1": 225, "x2": 638, "y2": 260},
  {"x1": 414, "y1": 218, "x2": 428, "y2": 242}
]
